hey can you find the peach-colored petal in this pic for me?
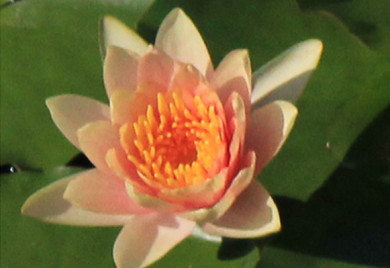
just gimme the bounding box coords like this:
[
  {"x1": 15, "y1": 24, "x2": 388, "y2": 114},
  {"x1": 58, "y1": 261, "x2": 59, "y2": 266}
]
[
  {"x1": 275, "y1": 100, "x2": 299, "y2": 152},
  {"x1": 212, "y1": 49, "x2": 252, "y2": 115},
  {"x1": 100, "y1": 16, "x2": 149, "y2": 57},
  {"x1": 202, "y1": 180, "x2": 280, "y2": 238},
  {"x1": 112, "y1": 83, "x2": 163, "y2": 128},
  {"x1": 180, "y1": 151, "x2": 255, "y2": 224},
  {"x1": 46, "y1": 95, "x2": 110, "y2": 149},
  {"x1": 64, "y1": 169, "x2": 152, "y2": 215},
  {"x1": 246, "y1": 101, "x2": 297, "y2": 176},
  {"x1": 104, "y1": 46, "x2": 139, "y2": 97},
  {"x1": 106, "y1": 148, "x2": 155, "y2": 196},
  {"x1": 155, "y1": 8, "x2": 213, "y2": 78},
  {"x1": 224, "y1": 92, "x2": 246, "y2": 179},
  {"x1": 125, "y1": 182, "x2": 186, "y2": 213},
  {"x1": 110, "y1": 89, "x2": 134, "y2": 126},
  {"x1": 113, "y1": 214, "x2": 196, "y2": 268},
  {"x1": 137, "y1": 49, "x2": 176, "y2": 91},
  {"x1": 21, "y1": 174, "x2": 134, "y2": 226},
  {"x1": 170, "y1": 64, "x2": 203, "y2": 96},
  {"x1": 158, "y1": 168, "x2": 228, "y2": 209},
  {"x1": 251, "y1": 39, "x2": 323, "y2": 106},
  {"x1": 77, "y1": 120, "x2": 120, "y2": 176}
]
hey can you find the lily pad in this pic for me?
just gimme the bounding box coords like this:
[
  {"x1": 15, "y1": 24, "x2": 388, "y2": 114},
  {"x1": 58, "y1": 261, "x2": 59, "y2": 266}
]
[{"x1": 258, "y1": 247, "x2": 372, "y2": 268}]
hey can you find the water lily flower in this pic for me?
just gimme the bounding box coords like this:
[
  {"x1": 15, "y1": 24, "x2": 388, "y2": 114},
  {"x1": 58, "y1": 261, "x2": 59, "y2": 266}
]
[{"x1": 22, "y1": 8, "x2": 323, "y2": 268}]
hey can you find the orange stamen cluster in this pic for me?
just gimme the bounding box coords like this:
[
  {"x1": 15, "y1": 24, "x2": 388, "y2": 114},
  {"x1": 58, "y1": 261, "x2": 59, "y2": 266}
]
[{"x1": 123, "y1": 91, "x2": 224, "y2": 189}]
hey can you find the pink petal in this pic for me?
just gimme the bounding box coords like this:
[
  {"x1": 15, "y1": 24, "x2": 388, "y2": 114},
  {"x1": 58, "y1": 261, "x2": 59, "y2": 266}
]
[
  {"x1": 46, "y1": 95, "x2": 110, "y2": 149},
  {"x1": 224, "y1": 92, "x2": 246, "y2": 180},
  {"x1": 125, "y1": 182, "x2": 186, "y2": 213},
  {"x1": 113, "y1": 214, "x2": 195, "y2": 268},
  {"x1": 202, "y1": 180, "x2": 281, "y2": 238},
  {"x1": 111, "y1": 83, "x2": 162, "y2": 129},
  {"x1": 106, "y1": 148, "x2": 154, "y2": 195},
  {"x1": 155, "y1": 8, "x2": 213, "y2": 78},
  {"x1": 100, "y1": 16, "x2": 149, "y2": 57},
  {"x1": 251, "y1": 39, "x2": 323, "y2": 106},
  {"x1": 246, "y1": 101, "x2": 297, "y2": 176},
  {"x1": 21, "y1": 173, "x2": 134, "y2": 226},
  {"x1": 170, "y1": 63, "x2": 203, "y2": 96},
  {"x1": 137, "y1": 49, "x2": 176, "y2": 91},
  {"x1": 212, "y1": 49, "x2": 252, "y2": 116},
  {"x1": 104, "y1": 46, "x2": 139, "y2": 97},
  {"x1": 64, "y1": 169, "x2": 152, "y2": 215},
  {"x1": 158, "y1": 168, "x2": 228, "y2": 209},
  {"x1": 180, "y1": 151, "x2": 256, "y2": 224},
  {"x1": 77, "y1": 120, "x2": 120, "y2": 176},
  {"x1": 110, "y1": 89, "x2": 134, "y2": 126}
]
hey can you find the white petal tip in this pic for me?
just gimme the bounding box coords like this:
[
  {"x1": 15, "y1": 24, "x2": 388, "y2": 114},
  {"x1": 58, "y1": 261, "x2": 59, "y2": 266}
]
[
  {"x1": 101, "y1": 16, "x2": 148, "y2": 56},
  {"x1": 297, "y1": 39, "x2": 324, "y2": 66},
  {"x1": 251, "y1": 39, "x2": 323, "y2": 105}
]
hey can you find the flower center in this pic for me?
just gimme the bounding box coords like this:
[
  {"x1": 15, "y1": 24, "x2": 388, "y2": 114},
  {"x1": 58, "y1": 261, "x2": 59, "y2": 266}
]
[{"x1": 121, "y1": 91, "x2": 224, "y2": 189}]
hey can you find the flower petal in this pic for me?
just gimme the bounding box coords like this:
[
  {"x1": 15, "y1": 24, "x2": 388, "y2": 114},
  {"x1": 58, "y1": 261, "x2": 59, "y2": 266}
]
[
  {"x1": 110, "y1": 84, "x2": 162, "y2": 128},
  {"x1": 202, "y1": 180, "x2": 280, "y2": 238},
  {"x1": 155, "y1": 8, "x2": 212, "y2": 77},
  {"x1": 246, "y1": 101, "x2": 297, "y2": 175},
  {"x1": 125, "y1": 182, "x2": 186, "y2": 213},
  {"x1": 104, "y1": 46, "x2": 139, "y2": 97},
  {"x1": 64, "y1": 169, "x2": 151, "y2": 215},
  {"x1": 224, "y1": 92, "x2": 246, "y2": 179},
  {"x1": 180, "y1": 151, "x2": 255, "y2": 224},
  {"x1": 137, "y1": 49, "x2": 176, "y2": 91},
  {"x1": 21, "y1": 173, "x2": 133, "y2": 226},
  {"x1": 106, "y1": 148, "x2": 154, "y2": 195},
  {"x1": 100, "y1": 16, "x2": 149, "y2": 57},
  {"x1": 110, "y1": 89, "x2": 134, "y2": 126},
  {"x1": 212, "y1": 49, "x2": 252, "y2": 115},
  {"x1": 158, "y1": 168, "x2": 228, "y2": 209},
  {"x1": 113, "y1": 214, "x2": 195, "y2": 268},
  {"x1": 251, "y1": 39, "x2": 323, "y2": 106},
  {"x1": 77, "y1": 120, "x2": 120, "y2": 176},
  {"x1": 46, "y1": 95, "x2": 110, "y2": 149}
]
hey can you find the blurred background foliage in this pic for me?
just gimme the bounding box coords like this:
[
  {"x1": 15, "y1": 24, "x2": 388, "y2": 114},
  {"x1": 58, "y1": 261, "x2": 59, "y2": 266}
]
[{"x1": 1, "y1": 0, "x2": 389, "y2": 267}]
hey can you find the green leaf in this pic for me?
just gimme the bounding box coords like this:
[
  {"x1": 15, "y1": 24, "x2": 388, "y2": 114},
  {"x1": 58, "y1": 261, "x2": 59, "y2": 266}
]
[
  {"x1": 140, "y1": 0, "x2": 390, "y2": 200},
  {"x1": 258, "y1": 247, "x2": 372, "y2": 268},
  {"x1": 298, "y1": 0, "x2": 390, "y2": 56},
  {"x1": 1, "y1": 168, "x2": 259, "y2": 267},
  {"x1": 0, "y1": 0, "x2": 154, "y2": 170}
]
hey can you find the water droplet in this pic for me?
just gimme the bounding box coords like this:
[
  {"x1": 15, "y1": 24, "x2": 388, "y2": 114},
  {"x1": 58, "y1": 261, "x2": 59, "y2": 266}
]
[
  {"x1": 326, "y1": 141, "x2": 331, "y2": 149},
  {"x1": 0, "y1": 164, "x2": 20, "y2": 174}
]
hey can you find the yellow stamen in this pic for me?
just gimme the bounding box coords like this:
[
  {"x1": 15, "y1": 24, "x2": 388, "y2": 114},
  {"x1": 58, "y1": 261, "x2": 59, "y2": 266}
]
[{"x1": 120, "y1": 91, "x2": 225, "y2": 189}]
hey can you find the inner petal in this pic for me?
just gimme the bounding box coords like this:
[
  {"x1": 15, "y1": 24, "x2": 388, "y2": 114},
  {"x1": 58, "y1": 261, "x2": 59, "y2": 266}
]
[{"x1": 120, "y1": 91, "x2": 226, "y2": 189}]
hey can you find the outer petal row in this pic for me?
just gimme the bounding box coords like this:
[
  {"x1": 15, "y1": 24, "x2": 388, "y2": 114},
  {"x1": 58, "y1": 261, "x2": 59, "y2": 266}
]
[
  {"x1": 246, "y1": 100, "x2": 297, "y2": 176},
  {"x1": 64, "y1": 169, "x2": 151, "y2": 215},
  {"x1": 104, "y1": 46, "x2": 139, "y2": 97},
  {"x1": 203, "y1": 180, "x2": 280, "y2": 238},
  {"x1": 113, "y1": 214, "x2": 195, "y2": 268},
  {"x1": 21, "y1": 173, "x2": 134, "y2": 226},
  {"x1": 251, "y1": 39, "x2": 323, "y2": 107},
  {"x1": 46, "y1": 95, "x2": 110, "y2": 149},
  {"x1": 101, "y1": 16, "x2": 149, "y2": 57},
  {"x1": 155, "y1": 8, "x2": 213, "y2": 77}
]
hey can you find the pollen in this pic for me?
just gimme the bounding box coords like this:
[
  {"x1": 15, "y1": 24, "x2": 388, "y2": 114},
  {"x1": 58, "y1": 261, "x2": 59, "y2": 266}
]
[{"x1": 121, "y1": 91, "x2": 225, "y2": 189}]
